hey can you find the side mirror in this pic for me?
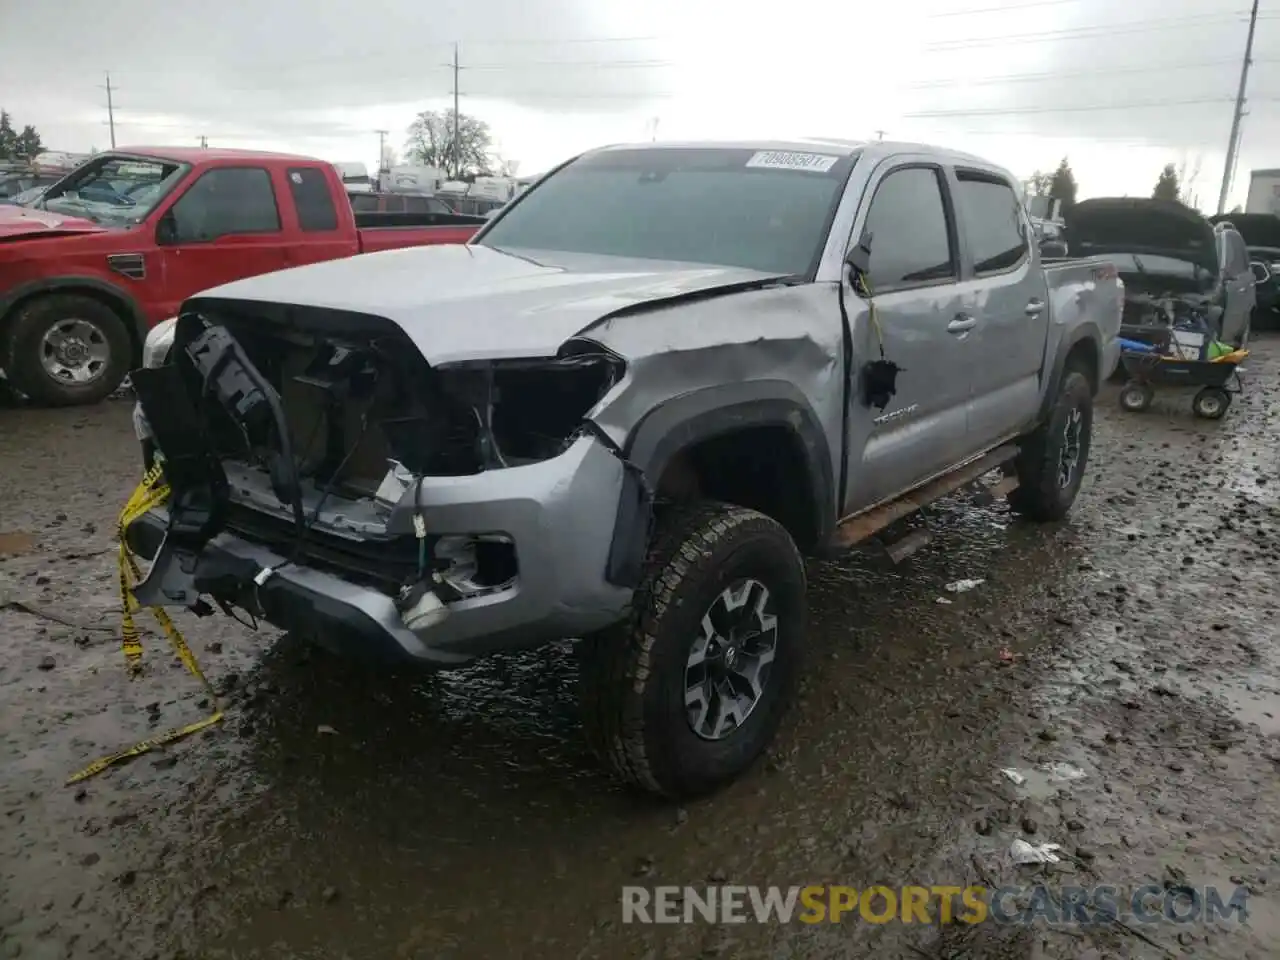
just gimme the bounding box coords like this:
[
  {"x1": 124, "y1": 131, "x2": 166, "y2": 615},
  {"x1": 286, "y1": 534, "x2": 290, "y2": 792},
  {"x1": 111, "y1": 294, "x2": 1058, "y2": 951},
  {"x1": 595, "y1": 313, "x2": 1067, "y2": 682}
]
[
  {"x1": 155, "y1": 213, "x2": 178, "y2": 246},
  {"x1": 844, "y1": 230, "x2": 872, "y2": 277},
  {"x1": 1251, "y1": 261, "x2": 1271, "y2": 284}
]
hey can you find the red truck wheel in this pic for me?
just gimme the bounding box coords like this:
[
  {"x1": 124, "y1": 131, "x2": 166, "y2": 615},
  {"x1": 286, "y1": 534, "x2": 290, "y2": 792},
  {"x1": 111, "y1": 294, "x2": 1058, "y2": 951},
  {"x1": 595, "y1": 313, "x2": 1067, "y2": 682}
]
[{"x1": 4, "y1": 294, "x2": 132, "y2": 407}]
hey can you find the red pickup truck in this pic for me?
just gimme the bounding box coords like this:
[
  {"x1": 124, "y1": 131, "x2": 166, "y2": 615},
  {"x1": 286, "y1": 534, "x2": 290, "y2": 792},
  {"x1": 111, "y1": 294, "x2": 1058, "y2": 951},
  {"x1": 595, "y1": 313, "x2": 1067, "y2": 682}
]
[{"x1": 0, "y1": 147, "x2": 486, "y2": 406}]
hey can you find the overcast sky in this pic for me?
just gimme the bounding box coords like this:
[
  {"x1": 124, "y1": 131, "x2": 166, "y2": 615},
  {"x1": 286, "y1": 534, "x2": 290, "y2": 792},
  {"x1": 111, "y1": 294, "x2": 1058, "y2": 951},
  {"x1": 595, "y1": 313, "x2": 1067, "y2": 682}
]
[{"x1": 2, "y1": 0, "x2": 1278, "y2": 209}]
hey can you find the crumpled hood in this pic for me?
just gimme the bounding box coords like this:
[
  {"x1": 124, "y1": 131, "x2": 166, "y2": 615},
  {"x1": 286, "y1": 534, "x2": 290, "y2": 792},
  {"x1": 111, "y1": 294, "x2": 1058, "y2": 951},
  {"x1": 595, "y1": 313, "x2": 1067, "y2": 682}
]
[
  {"x1": 186, "y1": 244, "x2": 791, "y2": 365},
  {"x1": 1065, "y1": 198, "x2": 1219, "y2": 278},
  {"x1": 0, "y1": 204, "x2": 105, "y2": 241}
]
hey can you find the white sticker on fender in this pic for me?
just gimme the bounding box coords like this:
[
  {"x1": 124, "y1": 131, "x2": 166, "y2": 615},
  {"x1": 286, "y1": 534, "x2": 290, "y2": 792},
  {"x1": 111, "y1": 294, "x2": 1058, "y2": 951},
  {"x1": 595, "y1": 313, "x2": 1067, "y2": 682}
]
[{"x1": 745, "y1": 151, "x2": 840, "y2": 173}]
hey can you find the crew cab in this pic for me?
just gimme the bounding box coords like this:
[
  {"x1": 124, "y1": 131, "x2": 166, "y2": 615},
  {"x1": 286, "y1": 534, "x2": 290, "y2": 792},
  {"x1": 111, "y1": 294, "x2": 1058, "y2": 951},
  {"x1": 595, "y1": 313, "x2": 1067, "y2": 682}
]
[
  {"x1": 127, "y1": 139, "x2": 1121, "y2": 799},
  {"x1": 0, "y1": 147, "x2": 486, "y2": 406}
]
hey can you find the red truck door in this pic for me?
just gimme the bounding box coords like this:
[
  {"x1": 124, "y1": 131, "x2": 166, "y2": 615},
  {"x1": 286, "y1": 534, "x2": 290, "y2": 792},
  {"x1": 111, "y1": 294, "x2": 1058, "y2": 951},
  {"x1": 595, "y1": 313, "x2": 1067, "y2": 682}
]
[
  {"x1": 280, "y1": 164, "x2": 360, "y2": 267},
  {"x1": 153, "y1": 165, "x2": 290, "y2": 316}
]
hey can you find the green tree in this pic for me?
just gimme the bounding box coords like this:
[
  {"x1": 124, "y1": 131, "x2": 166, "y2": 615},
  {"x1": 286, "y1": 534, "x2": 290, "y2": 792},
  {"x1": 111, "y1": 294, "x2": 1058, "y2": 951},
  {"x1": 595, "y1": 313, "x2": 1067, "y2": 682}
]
[
  {"x1": 0, "y1": 110, "x2": 16, "y2": 159},
  {"x1": 0, "y1": 112, "x2": 44, "y2": 162},
  {"x1": 404, "y1": 109, "x2": 494, "y2": 178},
  {"x1": 14, "y1": 125, "x2": 43, "y2": 162},
  {"x1": 1049, "y1": 157, "x2": 1077, "y2": 212},
  {"x1": 1152, "y1": 163, "x2": 1181, "y2": 202}
]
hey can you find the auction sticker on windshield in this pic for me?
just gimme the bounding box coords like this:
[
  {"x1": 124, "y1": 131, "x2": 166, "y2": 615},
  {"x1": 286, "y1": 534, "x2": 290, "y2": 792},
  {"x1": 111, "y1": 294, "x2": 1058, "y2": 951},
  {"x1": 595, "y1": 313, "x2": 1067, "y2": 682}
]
[{"x1": 745, "y1": 151, "x2": 840, "y2": 173}]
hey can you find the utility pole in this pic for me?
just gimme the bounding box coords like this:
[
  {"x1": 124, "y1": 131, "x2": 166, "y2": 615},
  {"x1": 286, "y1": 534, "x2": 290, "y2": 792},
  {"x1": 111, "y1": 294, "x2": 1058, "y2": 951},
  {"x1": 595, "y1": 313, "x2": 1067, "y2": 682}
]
[
  {"x1": 874, "y1": 130, "x2": 885, "y2": 141},
  {"x1": 375, "y1": 128, "x2": 389, "y2": 173},
  {"x1": 101, "y1": 72, "x2": 117, "y2": 149},
  {"x1": 1218, "y1": 0, "x2": 1260, "y2": 214},
  {"x1": 452, "y1": 43, "x2": 461, "y2": 179}
]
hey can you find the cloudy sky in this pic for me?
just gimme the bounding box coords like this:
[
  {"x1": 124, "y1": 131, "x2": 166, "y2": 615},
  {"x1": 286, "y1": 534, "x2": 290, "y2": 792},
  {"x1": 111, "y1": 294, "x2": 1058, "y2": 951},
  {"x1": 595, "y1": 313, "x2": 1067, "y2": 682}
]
[{"x1": 2, "y1": 0, "x2": 1278, "y2": 209}]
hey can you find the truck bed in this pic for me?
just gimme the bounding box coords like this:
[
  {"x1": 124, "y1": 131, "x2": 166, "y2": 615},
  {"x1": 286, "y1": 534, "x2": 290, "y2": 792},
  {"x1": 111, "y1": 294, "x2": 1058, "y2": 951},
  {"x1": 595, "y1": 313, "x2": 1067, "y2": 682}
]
[
  {"x1": 1042, "y1": 255, "x2": 1124, "y2": 380},
  {"x1": 355, "y1": 210, "x2": 486, "y2": 253}
]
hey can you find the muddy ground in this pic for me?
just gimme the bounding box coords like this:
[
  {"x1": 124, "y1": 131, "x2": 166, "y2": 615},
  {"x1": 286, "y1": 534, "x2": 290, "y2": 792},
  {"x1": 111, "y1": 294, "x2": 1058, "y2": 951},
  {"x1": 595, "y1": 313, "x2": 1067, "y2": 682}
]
[{"x1": 2, "y1": 342, "x2": 1279, "y2": 960}]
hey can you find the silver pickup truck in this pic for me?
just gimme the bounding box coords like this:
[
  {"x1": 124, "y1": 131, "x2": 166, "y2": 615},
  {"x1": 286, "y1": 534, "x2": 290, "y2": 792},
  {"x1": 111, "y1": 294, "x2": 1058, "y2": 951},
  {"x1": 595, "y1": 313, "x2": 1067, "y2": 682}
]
[{"x1": 128, "y1": 139, "x2": 1122, "y2": 798}]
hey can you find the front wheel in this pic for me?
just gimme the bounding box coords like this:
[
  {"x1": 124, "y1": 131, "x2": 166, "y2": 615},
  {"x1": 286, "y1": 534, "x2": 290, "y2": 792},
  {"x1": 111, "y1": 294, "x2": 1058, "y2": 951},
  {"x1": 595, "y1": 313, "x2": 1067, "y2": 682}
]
[
  {"x1": 1119, "y1": 380, "x2": 1154, "y2": 413},
  {"x1": 578, "y1": 502, "x2": 806, "y2": 799},
  {"x1": 3, "y1": 294, "x2": 133, "y2": 406},
  {"x1": 1192, "y1": 387, "x2": 1231, "y2": 420},
  {"x1": 1007, "y1": 369, "x2": 1094, "y2": 522}
]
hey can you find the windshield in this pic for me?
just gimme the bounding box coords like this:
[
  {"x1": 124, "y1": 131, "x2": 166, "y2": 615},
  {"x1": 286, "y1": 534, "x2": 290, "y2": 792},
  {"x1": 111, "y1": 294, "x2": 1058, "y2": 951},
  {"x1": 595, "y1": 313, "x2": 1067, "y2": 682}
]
[
  {"x1": 40, "y1": 155, "x2": 187, "y2": 224},
  {"x1": 478, "y1": 146, "x2": 855, "y2": 275}
]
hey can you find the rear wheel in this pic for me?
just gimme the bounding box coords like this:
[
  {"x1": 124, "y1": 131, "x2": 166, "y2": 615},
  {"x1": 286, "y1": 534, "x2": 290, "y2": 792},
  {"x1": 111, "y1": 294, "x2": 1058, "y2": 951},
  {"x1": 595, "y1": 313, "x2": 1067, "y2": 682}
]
[
  {"x1": 579, "y1": 502, "x2": 806, "y2": 799},
  {"x1": 1119, "y1": 381, "x2": 1155, "y2": 413},
  {"x1": 4, "y1": 294, "x2": 132, "y2": 406},
  {"x1": 1007, "y1": 369, "x2": 1093, "y2": 522},
  {"x1": 1192, "y1": 387, "x2": 1230, "y2": 420}
]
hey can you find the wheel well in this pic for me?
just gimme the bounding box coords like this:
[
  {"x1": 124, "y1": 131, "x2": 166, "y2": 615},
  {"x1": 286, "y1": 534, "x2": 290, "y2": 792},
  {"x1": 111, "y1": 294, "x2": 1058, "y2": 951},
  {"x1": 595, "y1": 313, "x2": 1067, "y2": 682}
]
[
  {"x1": 655, "y1": 425, "x2": 820, "y2": 552},
  {"x1": 1063, "y1": 338, "x2": 1099, "y2": 394},
  {"x1": 1, "y1": 287, "x2": 143, "y2": 363}
]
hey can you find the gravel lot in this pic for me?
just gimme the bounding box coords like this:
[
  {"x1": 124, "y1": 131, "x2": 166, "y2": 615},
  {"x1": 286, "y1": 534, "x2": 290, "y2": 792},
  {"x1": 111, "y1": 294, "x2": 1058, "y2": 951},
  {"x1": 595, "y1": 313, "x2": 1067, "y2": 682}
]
[{"x1": 2, "y1": 340, "x2": 1280, "y2": 959}]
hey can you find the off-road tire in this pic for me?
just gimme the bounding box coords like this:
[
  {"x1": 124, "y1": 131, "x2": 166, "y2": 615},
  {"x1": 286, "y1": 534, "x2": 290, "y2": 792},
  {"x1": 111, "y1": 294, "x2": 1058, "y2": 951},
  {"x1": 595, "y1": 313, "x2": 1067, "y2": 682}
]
[
  {"x1": 1007, "y1": 369, "x2": 1093, "y2": 522},
  {"x1": 578, "y1": 502, "x2": 806, "y2": 799},
  {"x1": 4, "y1": 294, "x2": 133, "y2": 407}
]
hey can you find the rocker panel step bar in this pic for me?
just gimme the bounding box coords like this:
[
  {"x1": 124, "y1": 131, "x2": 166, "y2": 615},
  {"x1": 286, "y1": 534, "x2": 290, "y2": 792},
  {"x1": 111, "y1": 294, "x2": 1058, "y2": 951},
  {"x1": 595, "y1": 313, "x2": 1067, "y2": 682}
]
[{"x1": 832, "y1": 444, "x2": 1021, "y2": 549}]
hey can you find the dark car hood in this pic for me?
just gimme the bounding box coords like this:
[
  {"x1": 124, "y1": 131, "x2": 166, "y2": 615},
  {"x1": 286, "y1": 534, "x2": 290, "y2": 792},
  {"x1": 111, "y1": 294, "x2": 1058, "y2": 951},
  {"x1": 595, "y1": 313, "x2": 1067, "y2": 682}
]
[{"x1": 1065, "y1": 198, "x2": 1219, "y2": 278}]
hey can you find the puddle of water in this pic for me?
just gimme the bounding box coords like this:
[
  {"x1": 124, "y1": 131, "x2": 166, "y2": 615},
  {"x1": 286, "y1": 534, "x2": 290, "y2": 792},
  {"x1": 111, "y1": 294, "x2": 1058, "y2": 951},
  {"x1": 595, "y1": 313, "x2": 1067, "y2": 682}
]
[{"x1": 1215, "y1": 681, "x2": 1280, "y2": 737}]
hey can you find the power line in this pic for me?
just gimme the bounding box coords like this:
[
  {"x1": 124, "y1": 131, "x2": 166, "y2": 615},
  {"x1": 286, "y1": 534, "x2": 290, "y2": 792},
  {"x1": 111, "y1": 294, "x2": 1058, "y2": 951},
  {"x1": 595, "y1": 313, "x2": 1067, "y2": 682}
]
[
  {"x1": 927, "y1": 11, "x2": 1251, "y2": 49},
  {"x1": 903, "y1": 57, "x2": 1279, "y2": 89},
  {"x1": 905, "y1": 97, "x2": 1235, "y2": 118}
]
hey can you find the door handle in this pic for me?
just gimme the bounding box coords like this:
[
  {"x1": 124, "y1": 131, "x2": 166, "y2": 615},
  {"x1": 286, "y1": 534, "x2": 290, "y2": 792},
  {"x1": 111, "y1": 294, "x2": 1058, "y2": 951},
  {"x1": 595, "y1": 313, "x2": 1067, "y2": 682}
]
[
  {"x1": 1025, "y1": 298, "x2": 1045, "y2": 316},
  {"x1": 947, "y1": 314, "x2": 977, "y2": 334}
]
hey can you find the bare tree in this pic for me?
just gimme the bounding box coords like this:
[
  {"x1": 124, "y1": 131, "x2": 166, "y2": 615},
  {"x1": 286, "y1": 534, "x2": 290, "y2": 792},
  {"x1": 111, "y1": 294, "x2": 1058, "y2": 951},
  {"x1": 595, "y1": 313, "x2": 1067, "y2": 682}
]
[
  {"x1": 1027, "y1": 170, "x2": 1053, "y2": 197},
  {"x1": 405, "y1": 109, "x2": 494, "y2": 178}
]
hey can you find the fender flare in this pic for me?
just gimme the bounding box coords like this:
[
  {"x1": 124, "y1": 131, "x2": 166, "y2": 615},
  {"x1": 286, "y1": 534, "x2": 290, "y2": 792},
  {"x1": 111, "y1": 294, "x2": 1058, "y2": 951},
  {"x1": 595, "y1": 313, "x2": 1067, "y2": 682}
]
[
  {"x1": 615, "y1": 379, "x2": 835, "y2": 549},
  {"x1": 0, "y1": 275, "x2": 150, "y2": 353},
  {"x1": 1039, "y1": 321, "x2": 1103, "y2": 422}
]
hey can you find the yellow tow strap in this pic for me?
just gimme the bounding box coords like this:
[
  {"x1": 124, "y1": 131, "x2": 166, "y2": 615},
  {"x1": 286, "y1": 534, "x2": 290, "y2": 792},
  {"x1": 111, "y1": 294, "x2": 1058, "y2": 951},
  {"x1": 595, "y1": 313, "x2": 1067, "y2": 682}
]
[{"x1": 67, "y1": 464, "x2": 224, "y2": 784}]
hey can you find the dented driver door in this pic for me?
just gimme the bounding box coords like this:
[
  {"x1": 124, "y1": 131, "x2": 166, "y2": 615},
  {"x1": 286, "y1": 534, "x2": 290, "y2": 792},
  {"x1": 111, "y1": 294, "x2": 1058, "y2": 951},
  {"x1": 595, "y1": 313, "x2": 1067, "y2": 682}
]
[{"x1": 841, "y1": 161, "x2": 976, "y2": 515}]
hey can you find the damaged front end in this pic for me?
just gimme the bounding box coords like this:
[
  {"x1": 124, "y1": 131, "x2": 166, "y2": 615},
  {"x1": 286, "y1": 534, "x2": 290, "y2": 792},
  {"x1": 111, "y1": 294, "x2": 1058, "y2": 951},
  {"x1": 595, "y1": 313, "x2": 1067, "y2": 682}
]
[{"x1": 127, "y1": 307, "x2": 642, "y2": 664}]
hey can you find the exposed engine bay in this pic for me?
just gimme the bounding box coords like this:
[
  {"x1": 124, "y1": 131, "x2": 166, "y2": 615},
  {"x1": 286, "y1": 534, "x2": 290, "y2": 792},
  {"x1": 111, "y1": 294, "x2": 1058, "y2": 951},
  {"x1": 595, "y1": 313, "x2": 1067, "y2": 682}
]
[
  {"x1": 128, "y1": 308, "x2": 626, "y2": 624},
  {"x1": 173, "y1": 309, "x2": 624, "y2": 497},
  {"x1": 1122, "y1": 290, "x2": 1219, "y2": 331}
]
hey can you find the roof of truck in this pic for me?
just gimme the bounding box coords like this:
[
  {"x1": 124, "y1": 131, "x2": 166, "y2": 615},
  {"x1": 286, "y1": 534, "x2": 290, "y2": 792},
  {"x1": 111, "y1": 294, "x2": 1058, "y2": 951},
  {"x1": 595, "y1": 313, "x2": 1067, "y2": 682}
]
[
  {"x1": 106, "y1": 146, "x2": 320, "y2": 164},
  {"x1": 589, "y1": 138, "x2": 999, "y2": 168}
]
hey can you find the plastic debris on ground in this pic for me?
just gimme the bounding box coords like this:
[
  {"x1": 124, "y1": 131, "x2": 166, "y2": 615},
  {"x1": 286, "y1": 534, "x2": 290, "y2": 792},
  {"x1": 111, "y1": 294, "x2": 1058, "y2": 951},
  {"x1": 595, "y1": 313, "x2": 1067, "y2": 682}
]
[
  {"x1": 999, "y1": 768, "x2": 1027, "y2": 785},
  {"x1": 945, "y1": 578, "x2": 986, "y2": 594},
  {"x1": 1009, "y1": 839, "x2": 1063, "y2": 864},
  {"x1": 1041, "y1": 761, "x2": 1087, "y2": 782}
]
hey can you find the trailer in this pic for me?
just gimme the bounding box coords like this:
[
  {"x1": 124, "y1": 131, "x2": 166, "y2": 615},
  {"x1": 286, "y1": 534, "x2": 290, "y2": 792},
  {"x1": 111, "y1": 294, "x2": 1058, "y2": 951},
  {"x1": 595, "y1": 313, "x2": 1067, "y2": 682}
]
[{"x1": 1244, "y1": 169, "x2": 1280, "y2": 215}]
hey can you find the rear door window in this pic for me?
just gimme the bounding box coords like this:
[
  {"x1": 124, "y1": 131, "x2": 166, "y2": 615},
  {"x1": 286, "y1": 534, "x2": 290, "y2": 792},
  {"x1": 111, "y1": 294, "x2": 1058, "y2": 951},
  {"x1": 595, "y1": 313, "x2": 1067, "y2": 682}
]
[
  {"x1": 862, "y1": 167, "x2": 957, "y2": 291},
  {"x1": 287, "y1": 166, "x2": 339, "y2": 231},
  {"x1": 954, "y1": 173, "x2": 1029, "y2": 274}
]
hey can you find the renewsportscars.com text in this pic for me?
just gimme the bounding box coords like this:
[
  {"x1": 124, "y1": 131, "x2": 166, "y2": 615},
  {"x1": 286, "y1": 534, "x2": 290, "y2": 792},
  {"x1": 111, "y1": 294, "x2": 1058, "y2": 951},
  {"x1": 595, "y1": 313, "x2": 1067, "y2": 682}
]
[{"x1": 621, "y1": 884, "x2": 1249, "y2": 926}]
